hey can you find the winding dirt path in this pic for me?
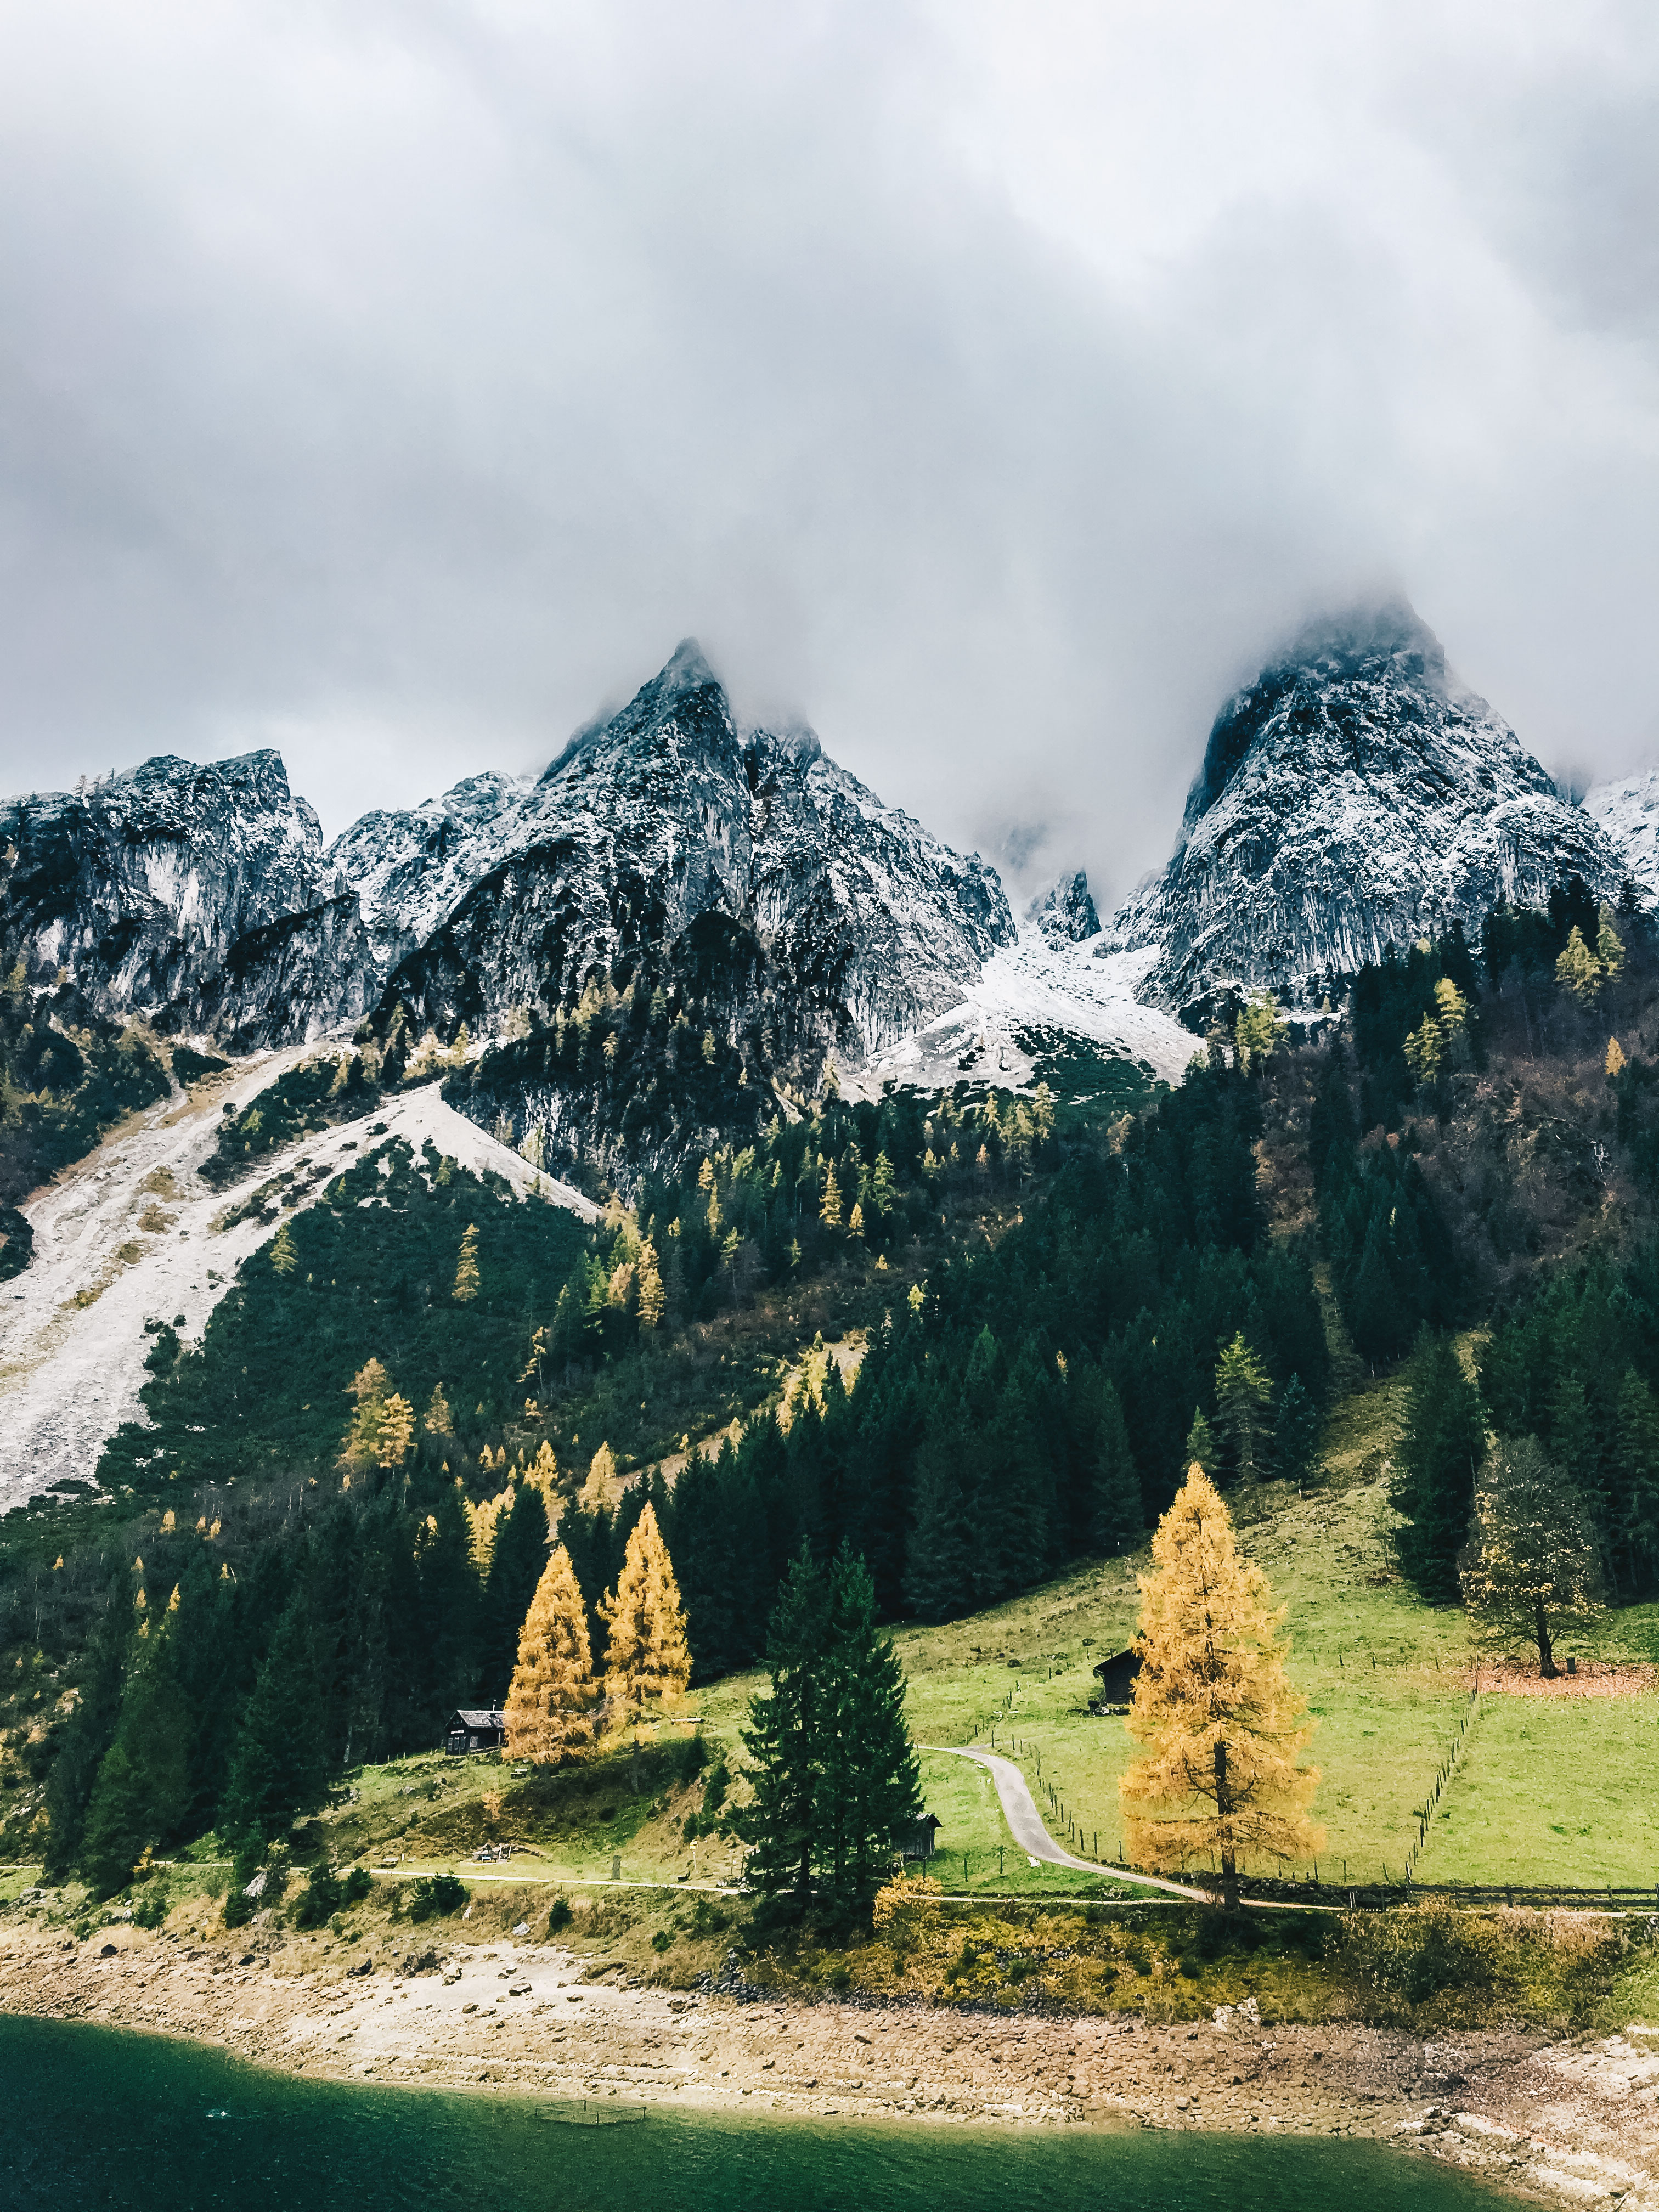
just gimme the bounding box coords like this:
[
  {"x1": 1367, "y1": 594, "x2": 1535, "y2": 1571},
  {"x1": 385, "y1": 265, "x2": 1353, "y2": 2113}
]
[{"x1": 932, "y1": 1747, "x2": 1209, "y2": 1900}]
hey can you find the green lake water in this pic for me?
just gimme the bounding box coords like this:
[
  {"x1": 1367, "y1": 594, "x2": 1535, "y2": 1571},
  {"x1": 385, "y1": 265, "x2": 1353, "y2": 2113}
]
[{"x1": 0, "y1": 2013, "x2": 1505, "y2": 2211}]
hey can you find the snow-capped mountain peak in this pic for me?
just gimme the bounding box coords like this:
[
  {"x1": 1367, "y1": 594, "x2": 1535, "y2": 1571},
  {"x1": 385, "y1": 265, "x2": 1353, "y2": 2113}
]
[{"x1": 1104, "y1": 599, "x2": 1622, "y2": 1015}]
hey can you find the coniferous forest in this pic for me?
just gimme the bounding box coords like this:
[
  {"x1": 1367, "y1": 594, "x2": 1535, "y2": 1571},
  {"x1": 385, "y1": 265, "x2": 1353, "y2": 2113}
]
[{"x1": 15, "y1": 881, "x2": 1659, "y2": 1892}]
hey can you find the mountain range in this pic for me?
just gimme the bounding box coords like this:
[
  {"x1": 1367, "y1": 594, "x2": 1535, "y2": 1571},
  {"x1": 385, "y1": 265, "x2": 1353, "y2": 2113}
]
[{"x1": 0, "y1": 606, "x2": 1649, "y2": 1169}]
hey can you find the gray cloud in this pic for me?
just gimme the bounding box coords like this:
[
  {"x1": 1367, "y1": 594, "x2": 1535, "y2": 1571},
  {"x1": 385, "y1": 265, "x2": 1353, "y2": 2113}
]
[{"x1": 0, "y1": 0, "x2": 1655, "y2": 910}]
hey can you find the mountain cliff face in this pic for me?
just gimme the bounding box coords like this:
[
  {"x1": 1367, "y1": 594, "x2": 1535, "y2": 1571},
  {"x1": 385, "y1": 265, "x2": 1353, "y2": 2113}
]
[
  {"x1": 0, "y1": 752, "x2": 372, "y2": 1047},
  {"x1": 1028, "y1": 870, "x2": 1100, "y2": 947},
  {"x1": 1103, "y1": 601, "x2": 1623, "y2": 1016},
  {"x1": 0, "y1": 646, "x2": 1014, "y2": 1158},
  {"x1": 1585, "y1": 771, "x2": 1659, "y2": 907},
  {"x1": 338, "y1": 640, "x2": 1014, "y2": 1076}
]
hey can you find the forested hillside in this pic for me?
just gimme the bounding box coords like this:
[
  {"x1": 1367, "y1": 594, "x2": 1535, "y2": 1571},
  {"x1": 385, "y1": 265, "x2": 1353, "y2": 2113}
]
[{"x1": 9, "y1": 877, "x2": 1659, "y2": 1895}]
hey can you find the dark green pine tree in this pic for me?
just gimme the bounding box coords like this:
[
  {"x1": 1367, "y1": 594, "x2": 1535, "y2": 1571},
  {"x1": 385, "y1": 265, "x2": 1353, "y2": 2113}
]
[
  {"x1": 483, "y1": 1481, "x2": 550, "y2": 1699},
  {"x1": 418, "y1": 1484, "x2": 482, "y2": 1732},
  {"x1": 1393, "y1": 1329, "x2": 1488, "y2": 1603},
  {"x1": 170, "y1": 1554, "x2": 241, "y2": 1830},
  {"x1": 1273, "y1": 1374, "x2": 1322, "y2": 1493},
  {"x1": 1616, "y1": 1369, "x2": 1659, "y2": 1594},
  {"x1": 815, "y1": 1548, "x2": 922, "y2": 1920},
  {"x1": 1347, "y1": 1216, "x2": 1402, "y2": 1364},
  {"x1": 219, "y1": 1591, "x2": 329, "y2": 1847},
  {"x1": 80, "y1": 1602, "x2": 191, "y2": 1898},
  {"x1": 667, "y1": 1447, "x2": 740, "y2": 1684},
  {"x1": 732, "y1": 1548, "x2": 828, "y2": 1921},
  {"x1": 1089, "y1": 1378, "x2": 1143, "y2": 1555},
  {"x1": 903, "y1": 1425, "x2": 972, "y2": 1622},
  {"x1": 43, "y1": 1580, "x2": 131, "y2": 1878}
]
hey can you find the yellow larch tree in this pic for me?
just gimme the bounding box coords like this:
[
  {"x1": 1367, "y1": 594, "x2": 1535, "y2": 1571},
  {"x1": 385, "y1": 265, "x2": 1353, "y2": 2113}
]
[
  {"x1": 453, "y1": 1223, "x2": 481, "y2": 1302},
  {"x1": 1120, "y1": 1464, "x2": 1321, "y2": 1909},
  {"x1": 505, "y1": 1544, "x2": 599, "y2": 1764},
  {"x1": 599, "y1": 1502, "x2": 691, "y2": 1722},
  {"x1": 579, "y1": 1442, "x2": 618, "y2": 1514},
  {"x1": 424, "y1": 1384, "x2": 454, "y2": 1437}
]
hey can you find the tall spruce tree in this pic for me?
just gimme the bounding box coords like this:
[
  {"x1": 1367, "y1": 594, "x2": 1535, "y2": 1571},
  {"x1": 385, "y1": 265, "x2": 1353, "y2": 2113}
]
[
  {"x1": 80, "y1": 1590, "x2": 191, "y2": 1897},
  {"x1": 1090, "y1": 1378, "x2": 1143, "y2": 1555},
  {"x1": 1273, "y1": 1375, "x2": 1322, "y2": 1492},
  {"x1": 1393, "y1": 1330, "x2": 1487, "y2": 1602},
  {"x1": 43, "y1": 1579, "x2": 131, "y2": 1878},
  {"x1": 733, "y1": 1548, "x2": 827, "y2": 1917},
  {"x1": 219, "y1": 1591, "x2": 329, "y2": 1846},
  {"x1": 815, "y1": 1548, "x2": 922, "y2": 1918}
]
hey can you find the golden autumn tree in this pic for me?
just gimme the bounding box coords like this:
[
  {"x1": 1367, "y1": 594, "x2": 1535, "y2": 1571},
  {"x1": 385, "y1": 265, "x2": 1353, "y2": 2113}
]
[
  {"x1": 579, "y1": 1442, "x2": 617, "y2": 1513},
  {"x1": 600, "y1": 1502, "x2": 691, "y2": 1721},
  {"x1": 505, "y1": 1544, "x2": 599, "y2": 1764},
  {"x1": 453, "y1": 1223, "x2": 481, "y2": 1302},
  {"x1": 338, "y1": 1358, "x2": 415, "y2": 1470},
  {"x1": 1120, "y1": 1465, "x2": 1321, "y2": 1909},
  {"x1": 424, "y1": 1383, "x2": 454, "y2": 1437}
]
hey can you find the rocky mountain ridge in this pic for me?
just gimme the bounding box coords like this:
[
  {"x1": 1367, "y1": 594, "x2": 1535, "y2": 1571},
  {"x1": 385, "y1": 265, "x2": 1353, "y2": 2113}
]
[
  {"x1": 0, "y1": 645, "x2": 1017, "y2": 1137},
  {"x1": 1103, "y1": 600, "x2": 1625, "y2": 1017}
]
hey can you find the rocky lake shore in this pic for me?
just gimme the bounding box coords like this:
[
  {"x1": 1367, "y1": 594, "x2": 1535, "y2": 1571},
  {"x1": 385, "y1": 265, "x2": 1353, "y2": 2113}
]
[{"x1": 7, "y1": 1919, "x2": 1659, "y2": 2206}]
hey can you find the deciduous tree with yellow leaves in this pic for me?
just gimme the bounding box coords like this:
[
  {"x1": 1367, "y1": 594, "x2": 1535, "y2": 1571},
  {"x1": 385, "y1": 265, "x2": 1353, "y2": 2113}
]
[
  {"x1": 1120, "y1": 1465, "x2": 1321, "y2": 1909},
  {"x1": 600, "y1": 1502, "x2": 691, "y2": 1721},
  {"x1": 505, "y1": 1544, "x2": 599, "y2": 1764}
]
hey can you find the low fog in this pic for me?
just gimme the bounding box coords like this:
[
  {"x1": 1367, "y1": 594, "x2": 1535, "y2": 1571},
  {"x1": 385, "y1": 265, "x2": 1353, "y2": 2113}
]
[{"x1": 1, "y1": 1, "x2": 1656, "y2": 910}]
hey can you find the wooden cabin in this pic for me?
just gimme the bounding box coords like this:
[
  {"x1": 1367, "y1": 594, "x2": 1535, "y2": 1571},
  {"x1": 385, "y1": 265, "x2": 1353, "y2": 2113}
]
[
  {"x1": 1089, "y1": 1649, "x2": 1142, "y2": 1711},
  {"x1": 901, "y1": 1813, "x2": 943, "y2": 1862},
  {"x1": 444, "y1": 1707, "x2": 507, "y2": 1755}
]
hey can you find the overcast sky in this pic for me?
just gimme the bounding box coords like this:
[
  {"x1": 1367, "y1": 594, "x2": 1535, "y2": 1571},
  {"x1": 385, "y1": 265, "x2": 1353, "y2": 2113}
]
[{"x1": 2, "y1": 1, "x2": 1656, "y2": 907}]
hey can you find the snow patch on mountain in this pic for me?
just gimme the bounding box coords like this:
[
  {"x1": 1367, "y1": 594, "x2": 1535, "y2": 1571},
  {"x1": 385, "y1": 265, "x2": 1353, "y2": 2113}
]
[
  {"x1": 844, "y1": 921, "x2": 1197, "y2": 1097},
  {"x1": 1584, "y1": 770, "x2": 1659, "y2": 907}
]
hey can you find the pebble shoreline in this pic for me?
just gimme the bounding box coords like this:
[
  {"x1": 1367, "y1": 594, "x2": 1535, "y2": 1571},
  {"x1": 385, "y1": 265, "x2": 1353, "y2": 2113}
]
[{"x1": 4, "y1": 1922, "x2": 1658, "y2": 2205}]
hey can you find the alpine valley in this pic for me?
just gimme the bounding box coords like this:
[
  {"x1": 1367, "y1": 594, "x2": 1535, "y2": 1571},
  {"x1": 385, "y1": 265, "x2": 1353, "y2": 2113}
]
[{"x1": 0, "y1": 602, "x2": 1653, "y2": 1520}]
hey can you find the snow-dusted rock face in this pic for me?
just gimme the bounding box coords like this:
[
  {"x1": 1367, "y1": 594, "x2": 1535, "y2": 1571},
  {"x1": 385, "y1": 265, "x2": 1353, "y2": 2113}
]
[
  {"x1": 1103, "y1": 601, "x2": 1623, "y2": 1015},
  {"x1": 0, "y1": 751, "x2": 373, "y2": 1046},
  {"x1": 1584, "y1": 770, "x2": 1659, "y2": 907},
  {"x1": 0, "y1": 645, "x2": 1013, "y2": 1087},
  {"x1": 1028, "y1": 870, "x2": 1101, "y2": 947},
  {"x1": 343, "y1": 639, "x2": 1015, "y2": 1063}
]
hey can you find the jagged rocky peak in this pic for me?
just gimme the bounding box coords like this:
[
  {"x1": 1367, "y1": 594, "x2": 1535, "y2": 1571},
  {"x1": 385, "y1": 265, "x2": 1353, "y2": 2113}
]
[
  {"x1": 1028, "y1": 870, "x2": 1100, "y2": 946},
  {"x1": 354, "y1": 639, "x2": 1015, "y2": 1082},
  {"x1": 0, "y1": 750, "x2": 372, "y2": 1046},
  {"x1": 1103, "y1": 597, "x2": 1623, "y2": 1015}
]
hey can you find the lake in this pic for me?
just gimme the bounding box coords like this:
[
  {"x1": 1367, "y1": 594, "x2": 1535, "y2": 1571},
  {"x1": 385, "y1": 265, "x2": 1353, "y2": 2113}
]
[{"x1": 0, "y1": 2013, "x2": 1506, "y2": 2211}]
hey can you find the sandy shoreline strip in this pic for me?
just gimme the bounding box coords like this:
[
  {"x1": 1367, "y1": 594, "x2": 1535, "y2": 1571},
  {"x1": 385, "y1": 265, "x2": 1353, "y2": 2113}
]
[{"x1": 7, "y1": 1922, "x2": 1659, "y2": 2204}]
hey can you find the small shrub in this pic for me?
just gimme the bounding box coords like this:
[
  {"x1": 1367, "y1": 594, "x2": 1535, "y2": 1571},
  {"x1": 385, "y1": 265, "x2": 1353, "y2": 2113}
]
[
  {"x1": 292, "y1": 1864, "x2": 342, "y2": 1929},
  {"x1": 132, "y1": 1883, "x2": 171, "y2": 1930},
  {"x1": 702, "y1": 1760, "x2": 730, "y2": 1814},
  {"x1": 223, "y1": 1887, "x2": 253, "y2": 1931},
  {"x1": 546, "y1": 1896, "x2": 573, "y2": 1934},
  {"x1": 407, "y1": 1874, "x2": 469, "y2": 1922},
  {"x1": 340, "y1": 1867, "x2": 372, "y2": 1906},
  {"x1": 651, "y1": 1929, "x2": 673, "y2": 1953}
]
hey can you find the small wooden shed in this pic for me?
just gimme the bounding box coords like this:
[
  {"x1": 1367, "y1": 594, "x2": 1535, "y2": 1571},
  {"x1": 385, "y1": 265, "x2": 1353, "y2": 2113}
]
[
  {"x1": 1089, "y1": 1649, "x2": 1142, "y2": 1711},
  {"x1": 901, "y1": 1814, "x2": 943, "y2": 1862},
  {"x1": 444, "y1": 1707, "x2": 507, "y2": 1756}
]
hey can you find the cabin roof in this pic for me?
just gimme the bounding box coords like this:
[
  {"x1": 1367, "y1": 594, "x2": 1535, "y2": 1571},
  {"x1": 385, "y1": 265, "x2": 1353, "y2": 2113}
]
[{"x1": 449, "y1": 1708, "x2": 506, "y2": 1729}]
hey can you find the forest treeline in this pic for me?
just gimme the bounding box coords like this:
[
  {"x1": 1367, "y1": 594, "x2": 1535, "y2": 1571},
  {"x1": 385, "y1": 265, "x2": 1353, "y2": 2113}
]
[{"x1": 21, "y1": 872, "x2": 1659, "y2": 1893}]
